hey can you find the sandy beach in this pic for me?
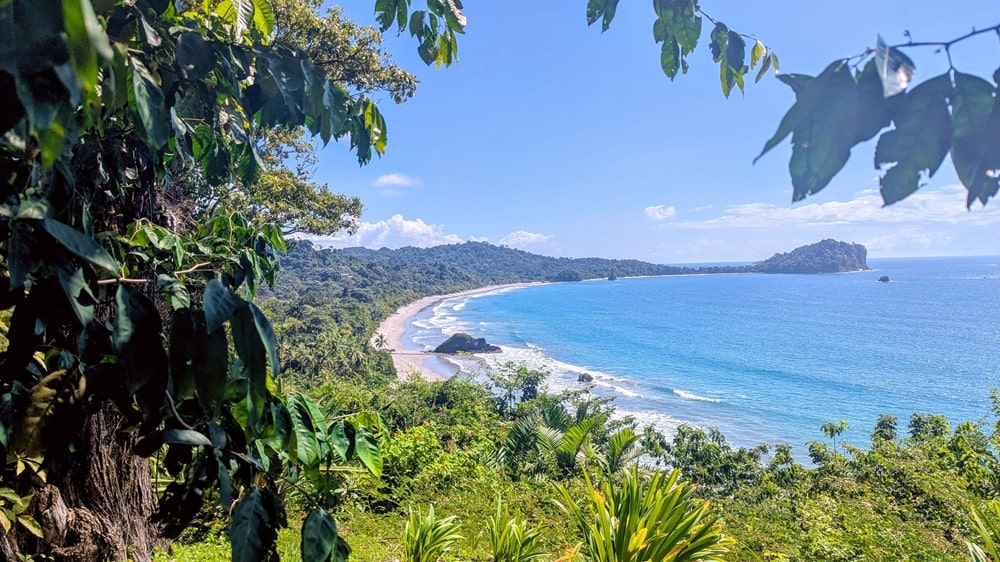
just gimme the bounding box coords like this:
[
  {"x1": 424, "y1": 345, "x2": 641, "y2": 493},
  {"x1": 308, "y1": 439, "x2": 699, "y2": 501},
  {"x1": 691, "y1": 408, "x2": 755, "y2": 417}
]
[{"x1": 375, "y1": 283, "x2": 539, "y2": 381}]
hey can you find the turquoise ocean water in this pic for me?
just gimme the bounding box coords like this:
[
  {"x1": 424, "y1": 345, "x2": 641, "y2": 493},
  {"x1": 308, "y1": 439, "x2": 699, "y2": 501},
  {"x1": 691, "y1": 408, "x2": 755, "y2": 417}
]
[{"x1": 403, "y1": 257, "x2": 1000, "y2": 453}]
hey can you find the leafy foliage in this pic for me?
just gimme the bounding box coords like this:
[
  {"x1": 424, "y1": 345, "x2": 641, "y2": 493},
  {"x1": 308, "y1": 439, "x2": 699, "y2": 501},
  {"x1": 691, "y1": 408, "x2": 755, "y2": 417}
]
[
  {"x1": 0, "y1": 0, "x2": 393, "y2": 558},
  {"x1": 554, "y1": 468, "x2": 733, "y2": 562},
  {"x1": 401, "y1": 504, "x2": 463, "y2": 562}
]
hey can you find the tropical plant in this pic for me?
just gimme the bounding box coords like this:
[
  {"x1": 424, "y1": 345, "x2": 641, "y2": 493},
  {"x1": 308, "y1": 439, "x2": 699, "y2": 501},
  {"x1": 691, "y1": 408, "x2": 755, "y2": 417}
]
[
  {"x1": 0, "y1": 0, "x2": 398, "y2": 557},
  {"x1": 596, "y1": 427, "x2": 643, "y2": 477},
  {"x1": 402, "y1": 504, "x2": 464, "y2": 562},
  {"x1": 485, "y1": 498, "x2": 548, "y2": 562},
  {"x1": 553, "y1": 467, "x2": 733, "y2": 562},
  {"x1": 968, "y1": 500, "x2": 1000, "y2": 561}
]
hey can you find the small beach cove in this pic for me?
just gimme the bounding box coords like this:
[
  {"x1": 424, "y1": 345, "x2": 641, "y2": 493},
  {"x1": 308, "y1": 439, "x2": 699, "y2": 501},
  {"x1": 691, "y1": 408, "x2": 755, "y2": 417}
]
[{"x1": 374, "y1": 283, "x2": 541, "y2": 381}]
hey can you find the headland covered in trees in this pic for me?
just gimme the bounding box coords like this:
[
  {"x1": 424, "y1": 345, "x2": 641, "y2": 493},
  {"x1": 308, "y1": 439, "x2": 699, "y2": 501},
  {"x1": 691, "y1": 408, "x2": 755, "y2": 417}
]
[{"x1": 276, "y1": 238, "x2": 870, "y2": 381}]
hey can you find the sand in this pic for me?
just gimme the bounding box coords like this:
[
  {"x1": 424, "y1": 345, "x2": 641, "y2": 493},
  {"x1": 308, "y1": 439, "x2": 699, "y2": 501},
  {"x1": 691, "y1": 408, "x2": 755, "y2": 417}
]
[{"x1": 374, "y1": 283, "x2": 539, "y2": 381}]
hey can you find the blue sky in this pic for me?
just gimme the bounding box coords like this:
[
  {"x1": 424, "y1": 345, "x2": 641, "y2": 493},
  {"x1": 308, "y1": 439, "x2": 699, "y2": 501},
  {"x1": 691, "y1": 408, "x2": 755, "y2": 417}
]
[{"x1": 306, "y1": 1, "x2": 1000, "y2": 262}]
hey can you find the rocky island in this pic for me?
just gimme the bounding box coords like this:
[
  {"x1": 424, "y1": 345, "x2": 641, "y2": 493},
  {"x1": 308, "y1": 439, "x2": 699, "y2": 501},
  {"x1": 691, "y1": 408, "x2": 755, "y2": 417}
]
[
  {"x1": 751, "y1": 239, "x2": 869, "y2": 274},
  {"x1": 434, "y1": 333, "x2": 501, "y2": 354}
]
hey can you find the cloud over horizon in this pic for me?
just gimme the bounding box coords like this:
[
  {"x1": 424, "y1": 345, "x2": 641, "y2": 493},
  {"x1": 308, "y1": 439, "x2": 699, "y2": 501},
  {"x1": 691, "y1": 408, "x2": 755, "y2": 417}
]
[
  {"x1": 645, "y1": 204, "x2": 677, "y2": 221},
  {"x1": 499, "y1": 230, "x2": 554, "y2": 249},
  {"x1": 304, "y1": 214, "x2": 462, "y2": 249}
]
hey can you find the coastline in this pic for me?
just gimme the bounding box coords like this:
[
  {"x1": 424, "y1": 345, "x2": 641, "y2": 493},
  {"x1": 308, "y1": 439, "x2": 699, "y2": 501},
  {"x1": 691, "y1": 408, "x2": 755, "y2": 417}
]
[{"x1": 375, "y1": 282, "x2": 541, "y2": 381}]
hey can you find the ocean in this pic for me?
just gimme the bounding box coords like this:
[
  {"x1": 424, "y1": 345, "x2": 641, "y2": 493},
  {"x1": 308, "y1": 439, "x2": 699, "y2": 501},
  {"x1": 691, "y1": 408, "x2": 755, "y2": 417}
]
[{"x1": 403, "y1": 256, "x2": 1000, "y2": 455}]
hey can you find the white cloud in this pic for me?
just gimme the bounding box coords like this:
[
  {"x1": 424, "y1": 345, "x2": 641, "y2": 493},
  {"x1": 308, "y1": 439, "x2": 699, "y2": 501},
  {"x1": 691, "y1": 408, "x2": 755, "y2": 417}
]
[
  {"x1": 663, "y1": 186, "x2": 1000, "y2": 230},
  {"x1": 499, "y1": 230, "x2": 553, "y2": 249},
  {"x1": 305, "y1": 214, "x2": 462, "y2": 249},
  {"x1": 645, "y1": 204, "x2": 677, "y2": 221},
  {"x1": 371, "y1": 173, "x2": 422, "y2": 196}
]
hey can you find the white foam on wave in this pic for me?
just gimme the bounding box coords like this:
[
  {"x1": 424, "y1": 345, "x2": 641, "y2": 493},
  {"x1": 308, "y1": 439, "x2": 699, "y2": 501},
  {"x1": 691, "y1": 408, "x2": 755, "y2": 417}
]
[{"x1": 672, "y1": 389, "x2": 722, "y2": 403}]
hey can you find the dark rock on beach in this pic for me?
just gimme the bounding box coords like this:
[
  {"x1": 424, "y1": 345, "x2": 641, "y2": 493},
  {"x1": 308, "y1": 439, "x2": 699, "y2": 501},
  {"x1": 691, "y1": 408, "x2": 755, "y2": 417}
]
[
  {"x1": 578, "y1": 372, "x2": 594, "y2": 383},
  {"x1": 434, "y1": 333, "x2": 501, "y2": 354}
]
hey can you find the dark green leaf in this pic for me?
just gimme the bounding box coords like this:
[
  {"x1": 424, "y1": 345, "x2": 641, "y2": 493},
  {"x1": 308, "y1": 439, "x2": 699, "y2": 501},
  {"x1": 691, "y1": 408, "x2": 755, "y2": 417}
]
[
  {"x1": 129, "y1": 57, "x2": 169, "y2": 149},
  {"x1": 169, "y1": 308, "x2": 197, "y2": 401},
  {"x1": 162, "y1": 428, "x2": 212, "y2": 447},
  {"x1": 230, "y1": 487, "x2": 278, "y2": 562},
  {"x1": 408, "y1": 10, "x2": 424, "y2": 37},
  {"x1": 176, "y1": 32, "x2": 215, "y2": 80},
  {"x1": 708, "y1": 22, "x2": 727, "y2": 62},
  {"x1": 851, "y1": 60, "x2": 892, "y2": 144},
  {"x1": 114, "y1": 285, "x2": 168, "y2": 428},
  {"x1": 248, "y1": 301, "x2": 279, "y2": 377},
  {"x1": 302, "y1": 508, "x2": 337, "y2": 562},
  {"x1": 56, "y1": 263, "x2": 96, "y2": 326},
  {"x1": 950, "y1": 72, "x2": 1000, "y2": 206},
  {"x1": 586, "y1": 0, "x2": 620, "y2": 32},
  {"x1": 196, "y1": 314, "x2": 229, "y2": 418},
  {"x1": 41, "y1": 218, "x2": 119, "y2": 274},
  {"x1": 787, "y1": 62, "x2": 858, "y2": 200},
  {"x1": 232, "y1": 307, "x2": 268, "y2": 433},
  {"x1": 204, "y1": 278, "x2": 245, "y2": 334}
]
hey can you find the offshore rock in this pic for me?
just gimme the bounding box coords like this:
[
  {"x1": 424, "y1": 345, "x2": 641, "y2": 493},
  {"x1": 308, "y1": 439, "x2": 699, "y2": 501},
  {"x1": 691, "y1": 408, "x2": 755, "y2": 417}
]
[
  {"x1": 434, "y1": 333, "x2": 501, "y2": 354},
  {"x1": 878, "y1": 275, "x2": 890, "y2": 283}
]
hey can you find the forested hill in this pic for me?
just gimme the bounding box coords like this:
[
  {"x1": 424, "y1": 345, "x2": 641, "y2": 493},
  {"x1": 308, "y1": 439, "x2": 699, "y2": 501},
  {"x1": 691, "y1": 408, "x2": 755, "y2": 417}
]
[
  {"x1": 752, "y1": 239, "x2": 869, "y2": 274},
  {"x1": 339, "y1": 242, "x2": 746, "y2": 281},
  {"x1": 271, "y1": 239, "x2": 868, "y2": 331},
  {"x1": 274, "y1": 241, "x2": 744, "y2": 306}
]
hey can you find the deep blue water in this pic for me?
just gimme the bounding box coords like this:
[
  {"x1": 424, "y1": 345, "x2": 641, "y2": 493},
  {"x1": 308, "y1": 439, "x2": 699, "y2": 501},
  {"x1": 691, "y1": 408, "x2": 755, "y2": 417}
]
[{"x1": 404, "y1": 257, "x2": 1000, "y2": 454}]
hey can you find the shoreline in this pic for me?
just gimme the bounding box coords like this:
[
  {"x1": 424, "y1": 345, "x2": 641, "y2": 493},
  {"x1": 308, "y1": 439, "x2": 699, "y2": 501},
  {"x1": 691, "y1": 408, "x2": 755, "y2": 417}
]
[{"x1": 375, "y1": 282, "x2": 542, "y2": 381}]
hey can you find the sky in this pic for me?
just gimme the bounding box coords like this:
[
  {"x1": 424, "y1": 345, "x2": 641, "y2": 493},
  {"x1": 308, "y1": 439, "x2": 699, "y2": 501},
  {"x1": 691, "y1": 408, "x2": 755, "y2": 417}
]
[{"x1": 305, "y1": 1, "x2": 1000, "y2": 263}]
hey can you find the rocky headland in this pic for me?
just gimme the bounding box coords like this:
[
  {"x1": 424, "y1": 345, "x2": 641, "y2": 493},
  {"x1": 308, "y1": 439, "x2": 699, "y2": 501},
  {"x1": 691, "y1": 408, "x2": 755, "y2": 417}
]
[{"x1": 751, "y1": 239, "x2": 869, "y2": 274}]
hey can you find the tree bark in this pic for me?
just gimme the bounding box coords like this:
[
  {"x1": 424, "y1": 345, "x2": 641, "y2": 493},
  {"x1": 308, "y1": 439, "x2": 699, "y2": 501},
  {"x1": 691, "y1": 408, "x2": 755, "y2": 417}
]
[{"x1": 3, "y1": 403, "x2": 166, "y2": 561}]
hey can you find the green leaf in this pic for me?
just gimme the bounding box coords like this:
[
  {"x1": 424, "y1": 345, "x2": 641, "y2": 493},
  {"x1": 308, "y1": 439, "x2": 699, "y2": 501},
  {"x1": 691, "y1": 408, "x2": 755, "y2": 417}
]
[
  {"x1": 709, "y1": 22, "x2": 727, "y2": 62},
  {"x1": 176, "y1": 32, "x2": 215, "y2": 80},
  {"x1": 351, "y1": 418, "x2": 382, "y2": 477},
  {"x1": 114, "y1": 285, "x2": 168, "y2": 426},
  {"x1": 302, "y1": 508, "x2": 337, "y2": 562},
  {"x1": 248, "y1": 302, "x2": 279, "y2": 377},
  {"x1": 720, "y1": 30, "x2": 746, "y2": 97},
  {"x1": 63, "y1": 0, "x2": 112, "y2": 93},
  {"x1": 231, "y1": 487, "x2": 279, "y2": 562},
  {"x1": 11, "y1": 369, "x2": 83, "y2": 457},
  {"x1": 289, "y1": 393, "x2": 321, "y2": 466},
  {"x1": 41, "y1": 218, "x2": 119, "y2": 274},
  {"x1": 129, "y1": 57, "x2": 169, "y2": 149},
  {"x1": 56, "y1": 263, "x2": 97, "y2": 326},
  {"x1": 196, "y1": 313, "x2": 230, "y2": 417},
  {"x1": 162, "y1": 428, "x2": 213, "y2": 447},
  {"x1": 787, "y1": 62, "x2": 858, "y2": 200},
  {"x1": 586, "y1": 0, "x2": 620, "y2": 32},
  {"x1": 750, "y1": 39, "x2": 765, "y2": 69},
  {"x1": 204, "y1": 278, "x2": 245, "y2": 334},
  {"x1": 251, "y1": 0, "x2": 276, "y2": 38},
  {"x1": 328, "y1": 421, "x2": 351, "y2": 462},
  {"x1": 17, "y1": 514, "x2": 43, "y2": 538},
  {"x1": 950, "y1": 71, "x2": 1000, "y2": 206},
  {"x1": 754, "y1": 51, "x2": 772, "y2": 83},
  {"x1": 232, "y1": 307, "x2": 268, "y2": 433},
  {"x1": 651, "y1": 1, "x2": 700, "y2": 81}
]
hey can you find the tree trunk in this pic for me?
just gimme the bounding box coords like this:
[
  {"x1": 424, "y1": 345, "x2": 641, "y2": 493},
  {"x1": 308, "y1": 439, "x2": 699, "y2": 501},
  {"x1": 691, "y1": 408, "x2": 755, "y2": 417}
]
[{"x1": 2, "y1": 403, "x2": 166, "y2": 561}]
